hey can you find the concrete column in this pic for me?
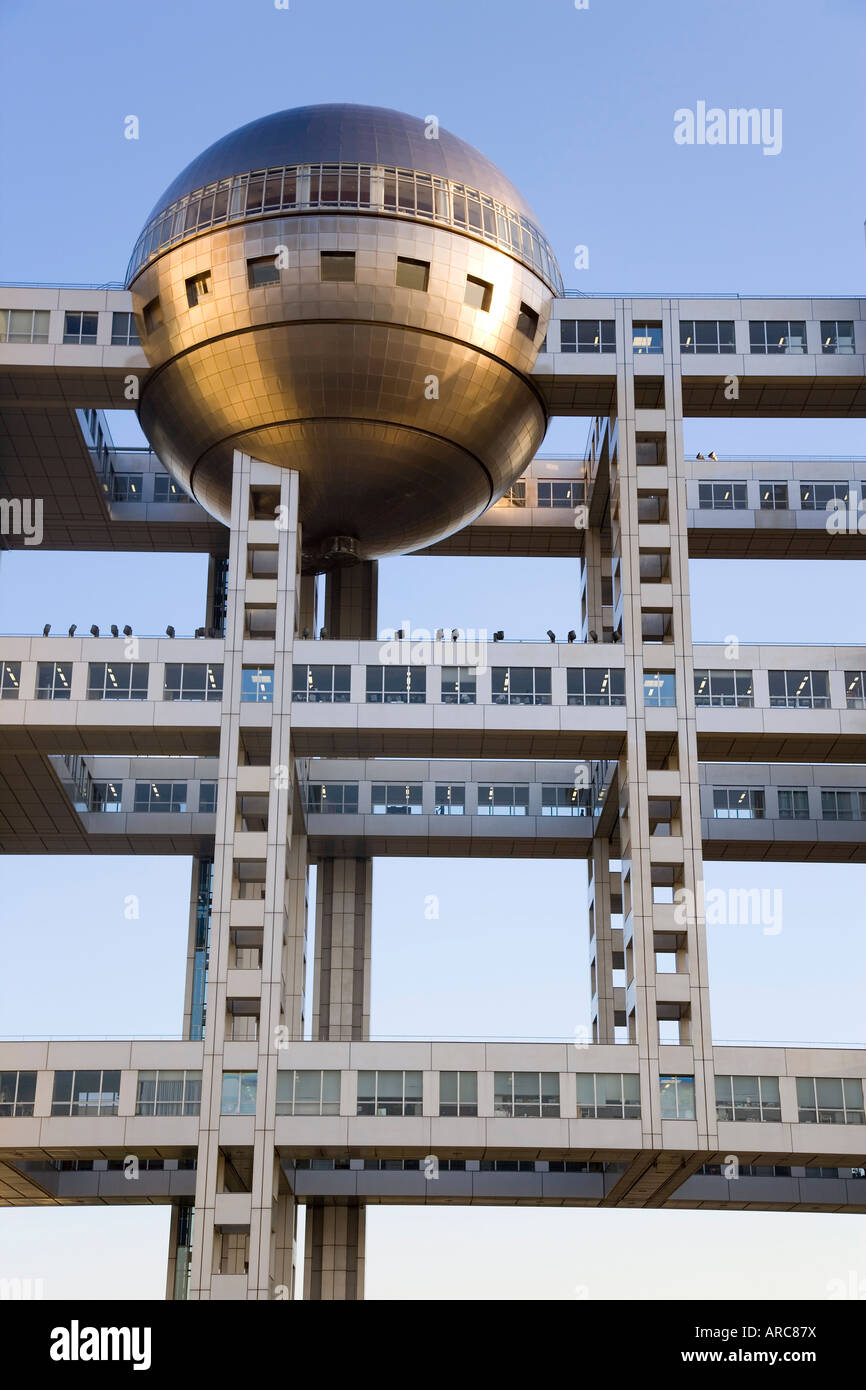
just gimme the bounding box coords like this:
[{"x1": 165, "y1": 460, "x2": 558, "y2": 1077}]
[
  {"x1": 589, "y1": 841, "x2": 616, "y2": 1044},
  {"x1": 165, "y1": 1202, "x2": 194, "y2": 1300},
  {"x1": 182, "y1": 857, "x2": 212, "y2": 1041},
  {"x1": 312, "y1": 857, "x2": 372, "y2": 1042},
  {"x1": 303, "y1": 1201, "x2": 365, "y2": 1301},
  {"x1": 323, "y1": 560, "x2": 378, "y2": 639}
]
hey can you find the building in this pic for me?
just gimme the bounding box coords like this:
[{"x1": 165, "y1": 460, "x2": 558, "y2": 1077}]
[{"x1": 0, "y1": 103, "x2": 865, "y2": 1301}]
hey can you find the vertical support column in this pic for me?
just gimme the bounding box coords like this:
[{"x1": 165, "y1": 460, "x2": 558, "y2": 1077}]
[
  {"x1": 182, "y1": 857, "x2": 212, "y2": 1041},
  {"x1": 303, "y1": 1202, "x2": 366, "y2": 1301},
  {"x1": 187, "y1": 454, "x2": 306, "y2": 1300},
  {"x1": 312, "y1": 858, "x2": 372, "y2": 1042},
  {"x1": 323, "y1": 560, "x2": 378, "y2": 639},
  {"x1": 589, "y1": 842, "x2": 618, "y2": 1043}
]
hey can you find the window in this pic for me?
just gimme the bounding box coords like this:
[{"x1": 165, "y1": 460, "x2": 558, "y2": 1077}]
[
  {"x1": 240, "y1": 667, "x2": 273, "y2": 702},
  {"x1": 576, "y1": 1073, "x2": 640, "y2": 1119},
  {"x1": 492, "y1": 666, "x2": 551, "y2": 705},
  {"x1": 567, "y1": 668, "x2": 626, "y2": 706},
  {"x1": 163, "y1": 663, "x2": 223, "y2": 701},
  {"x1": 0, "y1": 308, "x2": 50, "y2": 343},
  {"x1": 821, "y1": 788, "x2": 866, "y2": 821},
  {"x1": 371, "y1": 783, "x2": 422, "y2": 815},
  {"x1": 800, "y1": 481, "x2": 849, "y2": 510},
  {"x1": 434, "y1": 783, "x2": 465, "y2": 815},
  {"x1": 796, "y1": 1076, "x2": 864, "y2": 1125},
  {"x1": 136, "y1": 1070, "x2": 202, "y2": 1116},
  {"x1": 542, "y1": 785, "x2": 590, "y2": 816},
  {"x1": 36, "y1": 662, "x2": 72, "y2": 700},
  {"x1": 698, "y1": 481, "x2": 748, "y2": 510},
  {"x1": 560, "y1": 319, "x2": 615, "y2": 353},
  {"x1": 143, "y1": 297, "x2": 163, "y2": 333},
  {"x1": 493, "y1": 1071, "x2": 560, "y2": 1118},
  {"x1": 768, "y1": 669, "x2": 830, "y2": 709},
  {"x1": 643, "y1": 672, "x2": 676, "y2": 707},
  {"x1": 111, "y1": 473, "x2": 143, "y2": 502},
  {"x1": 659, "y1": 1074, "x2": 696, "y2": 1119},
  {"x1": 693, "y1": 669, "x2": 754, "y2": 708},
  {"x1": 291, "y1": 663, "x2": 350, "y2": 703},
  {"x1": 633, "y1": 322, "x2": 662, "y2": 354},
  {"x1": 712, "y1": 788, "x2": 765, "y2": 819},
  {"x1": 759, "y1": 481, "x2": 789, "y2": 510},
  {"x1": 478, "y1": 784, "x2": 530, "y2": 816},
  {"x1": 357, "y1": 1070, "x2": 422, "y2": 1116},
  {"x1": 679, "y1": 319, "x2": 735, "y2": 354},
  {"x1": 220, "y1": 1071, "x2": 257, "y2": 1115},
  {"x1": 715, "y1": 1075, "x2": 781, "y2": 1123},
  {"x1": 395, "y1": 256, "x2": 429, "y2": 291},
  {"x1": 305, "y1": 783, "x2": 359, "y2": 815},
  {"x1": 821, "y1": 320, "x2": 854, "y2": 354},
  {"x1": 51, "y1": 1070, "x2": 121, "y2": 1117},
  {"x1": 778, "y1": 787, "x2": 809, "y2": 820},
  {"x1": 87, "y1": 662, "x2": 148, "y2": 701},
  {"x1": 0, "y1": 661, "x2": 20, "y2": 699},
  {"x1": 516, "y1": 302, "x2": 539, "y2": 339},
  {"x1": 185, "y1": 271, "x2": 211, "y2": 307},
  {"x1": 62, "y1": 310, "x2": 98, "y2": 345},
  {"x1": 464, "y1": 275, "x2": 492, "y2": 311},
  {"x1": 247, "y1": 256, "x2": 281, "y2": 288},
  {"x1": 0, "y1": 1071, "x2": 36, "y2": 1116},
  {"x1": 365, "y1": 665, "x2": 426, "y2": 704},
  {"x1": 153, "y1": 475, "x2": 189, "y2": 502},
  {"x1": 439, "y1": 1071, "x2": 477, "y2": 1117},
  {"x1": 845, "y1": 671, "x2": 866, "y2": 710},
  {"x1": 537, "y1": 480, "x2": 584, "y2": 508},
  {"x1": 88, "y1": 780, "x2": 121, "y2": 813},
  {"x1": 276, "y1": 1070, "x2": 340, "y2": 1116},
  {"x1": 502, "y1": 481, "x2": 526, "y2": 507},
  {"x1": 198, "y1": 782, "x2": 217, "y2": 813},
  {"x1": 133, "y1": 781, "x2": 188, "y2": 812},
  {"x1": 440, "y1": 666, "x2": 476, "y2": 704},
  {"x1": 749, "y1": 320, "x2": 807, "y2": 354},
  {"x1": 320, "y1": 251, "x2": 355, "y2": 282},
  {"x1": 110, "y1": 311, "x2": 140, "y2": 346}
]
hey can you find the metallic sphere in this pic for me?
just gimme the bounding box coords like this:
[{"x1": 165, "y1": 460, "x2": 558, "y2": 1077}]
[{"x1": 127, "y1": 104, "x2": 560, "y2": 569}]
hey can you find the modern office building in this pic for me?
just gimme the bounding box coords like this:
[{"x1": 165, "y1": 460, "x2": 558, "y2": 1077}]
[{"x1": 0, "y1": 104, "x2": 865, "y2": 1301}]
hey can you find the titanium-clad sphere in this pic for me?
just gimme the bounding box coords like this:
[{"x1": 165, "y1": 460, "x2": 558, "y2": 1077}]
[{"x1": 127, "y1": 104, "x2": 560, "y2": 569}]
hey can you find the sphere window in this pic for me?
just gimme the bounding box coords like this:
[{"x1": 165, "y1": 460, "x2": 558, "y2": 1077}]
[
  {"x1": 320, "y1": 252, "x2": 355, "y2": 283},
  {"x1": 517, "y1": 302, "x2": 539, "y2": 340},
  {"x1": 396, "y1": 257, "x2": 429, "y2": 292},
  {"x1": 465, "y1": 275, "x2": 492, "y2": 312},
  {"x1": 186, "y1": 272, "x2": 211, "y2": 308}
]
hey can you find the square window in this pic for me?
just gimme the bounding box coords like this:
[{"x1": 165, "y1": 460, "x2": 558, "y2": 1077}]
[
  {"x1": 516, "y1": 302, "x2": 539, "y2": 339},
  {"x1": 143, "y1": 297, "x2": 163, "y2": 333},
  {"x1": 185, "y1": 271, "x2": 211, "y2": 308},
  {"x1": 320, "y1": 252, "x2": 355, "y2": 282},
  {"x1": 247, "y1": 257, "x2": 281, "y2": 288},
  {"x1": 464, "y1": 275, "x2": 493, "y2": 311},
  {"x1": 396, "y1": 256, "x2": 429, "y2": 291}
]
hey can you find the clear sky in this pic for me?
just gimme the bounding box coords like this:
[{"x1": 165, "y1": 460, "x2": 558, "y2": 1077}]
[{"x1": 0, "y1": 0, "x2": 864, "y2": 1300}]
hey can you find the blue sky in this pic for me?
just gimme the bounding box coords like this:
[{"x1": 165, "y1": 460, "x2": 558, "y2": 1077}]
[{"x1": 0, "y1": 0, "x2": 864, "y2": 1299}]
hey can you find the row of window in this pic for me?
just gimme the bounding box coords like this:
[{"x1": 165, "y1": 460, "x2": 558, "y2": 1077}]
[
  {"x1": 4, "y1": 1068, "x2": 860, "y2": 1125},
  {"x1": 695, "y1": 667, "x2": 866, "y2": 710},
  {"x1": 698, "y1": 480, "x2": 863, "y2": 512},
  {"x1": 86, "y1": 781, "x2": 216, "y2": 814},
  {"x1": 556, "y1": 318, "x2": 856, "y2": 357},
  {"x1": 0, "y1": 309, "x2": 141, "y2": 347},
  {"x1": 305, "y1": 782, "x2": 590, "y2": 817},
  {"x1": 497, "y1": 479, "x2": 586, "y2": 508},
  {"x1": 106, "y1": 472, "x2": 192, "y2": 504},
  {"x1": 711, "y1": 787, "x2": 866, "y2": 822}
]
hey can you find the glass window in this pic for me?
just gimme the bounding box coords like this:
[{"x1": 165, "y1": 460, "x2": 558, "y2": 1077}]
[
  {"x1": 537, "y1": 480, "x2": 584, "y2": 508},
  {"x1": 558, "y1": 318, "x2": 616, "y2": 353},
  {"x1": 0, "y1": 1070, "x2": 37, "y2": 1116},
  {"x1": 679, "y1": 319, "x2": 735, "y2": 354},
  {"x1": 659, "y1": 1074, "x2": 696, "y2": 1120},
  {"x1": 320, "y1": 252, "x2": 355, "y2": 282},
  {"x1": 133, "y1": 781, "x2": 188, "y2": 812},
  {"x1": 821, "y1": 320, "x2": 855, "y2": 354},
  {"x1": 87, "y1": 662, "x2": 149, "y2": 701},
  {"x1": 632, "y1": 322, "x2": 662, "y2": 354},
  {"x1": 136, "y1": 1070, "x2": 201, "y2": 1117},
  {"x1": 576, "y1": 1072, "x2": 641, "y2": 1119},
  {"x1": 110, "y1": 473, "x2": 143, "y2": 502},
  {"x1": 542, "y1": 785, "x2": 590, "y2": 816},
  {"x1": 185, "y1": 271, "x2": 211, "y2": 308},
  {"x1": 845, "y1": 671, "x2": 866, "y2": 710},
  {"x1": 395, "y1": 256, "x2": 429, "y2": 291},
  {"x1": 715, "y1": 1075, "x2": 781, "y2": 1122},
  {"x1": 768, "y1": 669, "x2": 830, "y2": 709},
  {"x1": 491, "y1": 666, "x2": 551, "y2": 705},
  {"x1": 477, "y1": 784, "x2": 530, "y2": 816},
  {"x1": 198, "y1": 782, "x2": 217, "y2": 813},
  {"x1": 292, "y1": 663, "x2": 350, "y2": 703},
  {"x1": 643, "y1": 671, "x2": 676, "y2": 707},
  {"x1": 697, "y1": 481, "x2": 748, "y2": 510},
  {"x1": 778, "y1": 787, "x2": 809, "y2": 820},
  {"x1": 439, "y1": 1071, "x2": 478, "y2": 1116},
  {"x1": 0, "y1": 660, "x2": 21, "y2": 699},
  {"x1": 493, "y1": 1071, "x2": 560, "y2": 1118},
  {"x1": 305, "y1": 783, "x2": 359, "y2": 815},
  {"x1": 51, "y1": 1069, "x2": 121, "y2": 1116},
  {"x1": 502, "y1": 481, "x2": 526, "y2": 507},
  {"x1": 464, "y1": 275, "x2": 493, "y2": 311},
  {"x1": 163, "y1": 663, "x2": 223, "y2": 701},
  {"x1": 712, "y1": 788, "x2": 765, "y2": 819},
  {"x1": 240, "y1": 667, "x2": 274, "y2": 702},
  {"x1": 371, "y1": 783, "x2": 422, "y2": 815},
  {"x1": 820, "y1": 789, "x2": 866, "y2": 821},
  {"x1": 434, "y1": 783, "x2": 465, "y2": 815},
  {"x1": 516, "y1": 302, "x2": 539, "y2": 339},
  {"x1": 567, "y1": 667, "x2": 626, "y2": 706},
  {"x1": 440, "y1": 665, "x2": 476, "y2": 704},
  {"x1": 153, "y1": 474, "x2": 189, "y2": 502},
  {"x1": 276, "y1": 1070, "x2": 340, "y2": 1116},
  {"x1": 220, "y1": 1071, "x2": 258, "y2": 1116},
  {"x1": 0, "y1": 308, "x2": 50, "y2": 343},
  {"x1": 693, "y1": 669, "x2": 754, "y2": 708},
  {"x1": 759, "y1": 481, "x2": 789, "y2": 510},
  {"x1": 749, "y1": 320, "x2": 807, "y2": 354},
  {"x1": 357, "y1": 1070, "x2": 423, "y2": 1117},
  {"x1": 88, "y1": 780, "x2": 122, "y2": 813},
  {"x1": 247, "y1": 257, "x2": 281, "y2": 288},
  {"x1": 796, "y1": 1076, "x2": 864, "y2": 1125},
  {"x1": 110, "y1": 311, "x2": 140, "y2": 346},
  {"x1": 36, "y1": 661, "x2": 72, "y2": 700},
  {"x1": 799, "y1": 481, "x2": 850, "y2": 511},
  {"x1": 62, "y1": 310, "x2": 99, "y2": 345},
  {"x1": 365, "y1": 665, "x2": 426, "y2": 704}
]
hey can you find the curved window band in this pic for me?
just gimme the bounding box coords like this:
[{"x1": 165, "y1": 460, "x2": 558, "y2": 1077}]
[{"x1": 127, "y1": 162, "x2": 562, "y2": 294}]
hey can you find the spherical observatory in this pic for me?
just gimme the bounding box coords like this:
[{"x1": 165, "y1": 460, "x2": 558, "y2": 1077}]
[{"x1": 127, "y1": 103, "x2": 562, "y2": 570}]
